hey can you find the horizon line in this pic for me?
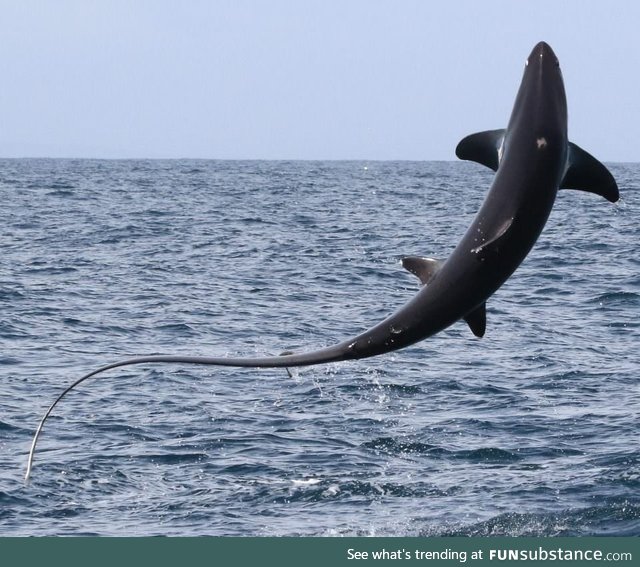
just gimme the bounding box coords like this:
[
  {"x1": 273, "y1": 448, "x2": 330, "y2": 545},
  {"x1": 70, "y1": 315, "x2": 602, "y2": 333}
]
[{"x1": 0, "y1": 156, "x2": 633, "y2": 165}]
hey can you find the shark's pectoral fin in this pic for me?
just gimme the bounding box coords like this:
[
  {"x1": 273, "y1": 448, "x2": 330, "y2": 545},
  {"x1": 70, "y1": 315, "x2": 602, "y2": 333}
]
[
  {"x1": 561, "y1": 143, "x2": 619, "y2": 203},
  {"x1": 401, "y1": 256, "x2": 443, "y2": 285},
  {"x1": 463, "y1": 302, "x2": 486, "y2": 338},
  {"x1": 455, "y1": 129, "x2": 506, "y2": 172},
  {"x1": 471, "y1": 217, "x2": 514, "y2": 259}
]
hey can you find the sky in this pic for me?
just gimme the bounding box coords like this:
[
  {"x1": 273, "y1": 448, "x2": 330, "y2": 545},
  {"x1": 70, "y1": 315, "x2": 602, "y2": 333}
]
[{"x1": 0, "y1": 0, "x2": 638, "y2": 161}]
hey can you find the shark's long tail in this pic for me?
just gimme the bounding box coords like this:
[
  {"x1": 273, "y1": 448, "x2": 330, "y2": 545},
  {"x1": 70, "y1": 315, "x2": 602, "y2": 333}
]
[{"x1": 25, "y1": 343, "x2": 355, "y2": 482}]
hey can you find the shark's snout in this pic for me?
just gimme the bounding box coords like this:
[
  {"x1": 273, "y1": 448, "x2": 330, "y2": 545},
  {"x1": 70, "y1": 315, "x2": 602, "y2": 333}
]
[{"x1": 528, "y1": 41, "x2": 559, "y2": 67}]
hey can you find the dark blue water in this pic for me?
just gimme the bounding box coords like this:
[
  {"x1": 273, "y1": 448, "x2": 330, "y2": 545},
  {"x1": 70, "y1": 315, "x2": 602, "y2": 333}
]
[{"x1": 0, "y1": 159, "x2": 637, "y2": 536}]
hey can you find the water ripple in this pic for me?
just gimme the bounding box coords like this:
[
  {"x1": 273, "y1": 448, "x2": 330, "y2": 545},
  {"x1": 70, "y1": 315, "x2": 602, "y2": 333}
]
[{"x1": 0, "y1": 160, "x2": 636, "y2": 536}]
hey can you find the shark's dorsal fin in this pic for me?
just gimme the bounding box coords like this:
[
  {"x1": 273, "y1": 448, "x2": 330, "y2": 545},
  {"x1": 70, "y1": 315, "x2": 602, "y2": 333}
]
[
  {"x1": 401, "y1": 256, "x2": 443, "y2": 285},
  {"x1": 463, "y1": 303, "x2": 486, "y2": 338},
  {"x1": 455, "y1": 129, "x2": 506, "y2": 172},
  {"x1": 561, "y1": 143, "x2": 619, "y2": 203}
]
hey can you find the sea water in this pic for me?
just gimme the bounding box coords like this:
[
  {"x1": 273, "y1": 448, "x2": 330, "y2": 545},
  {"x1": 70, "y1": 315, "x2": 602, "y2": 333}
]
[{"x1": 0, "y1": 159, "x2": 637, "y2": 535}]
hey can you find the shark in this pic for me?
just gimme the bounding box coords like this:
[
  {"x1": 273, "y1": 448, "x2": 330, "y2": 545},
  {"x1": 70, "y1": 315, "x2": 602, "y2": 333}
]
[{"x1": 25, "y1": 42, "x2": 618, "y2": 481}]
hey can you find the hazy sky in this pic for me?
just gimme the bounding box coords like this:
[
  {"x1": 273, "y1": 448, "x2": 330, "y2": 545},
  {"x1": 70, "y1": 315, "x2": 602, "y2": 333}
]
[{"x1": 1, "y1": 1, "x2": 638, "y2": 161}]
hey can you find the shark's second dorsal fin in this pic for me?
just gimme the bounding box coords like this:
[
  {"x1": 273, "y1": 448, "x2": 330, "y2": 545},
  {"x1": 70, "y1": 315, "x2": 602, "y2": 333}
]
[
  {"x1": 561, "y1": 143, "x2": 619, "y2": 203},
  {"x1": 401, "y1": 256, "x2": 442, "y2": 285},
  {"x1": 455, "y1": 129, "x2": 506, "y2": 172},
  {"x1": 402, "y1": 256, "x2": 486, "y2": 337}
]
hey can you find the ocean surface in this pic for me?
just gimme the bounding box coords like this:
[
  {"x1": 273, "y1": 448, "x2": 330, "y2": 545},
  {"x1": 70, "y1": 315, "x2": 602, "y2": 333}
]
[{"x1": 0, "y1": 159, "x2": 637, "y2": 536}]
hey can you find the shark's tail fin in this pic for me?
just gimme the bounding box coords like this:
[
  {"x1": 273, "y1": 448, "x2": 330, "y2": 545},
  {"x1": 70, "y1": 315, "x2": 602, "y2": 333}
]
[{"x1": 25, "y1": 345, "x2": 354, "y2": 482}]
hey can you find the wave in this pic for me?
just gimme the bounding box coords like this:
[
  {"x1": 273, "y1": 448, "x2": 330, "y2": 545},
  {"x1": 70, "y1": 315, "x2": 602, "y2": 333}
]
[{"x1": 437, "y1": 502, "x2": 640, "y2": 536}]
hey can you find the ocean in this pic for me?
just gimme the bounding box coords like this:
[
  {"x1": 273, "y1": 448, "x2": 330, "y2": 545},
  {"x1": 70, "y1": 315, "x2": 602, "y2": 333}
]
[{"x1": 0, "y1": 159, "x2": 637, "y2": 536}]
